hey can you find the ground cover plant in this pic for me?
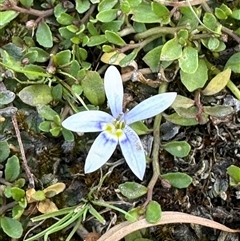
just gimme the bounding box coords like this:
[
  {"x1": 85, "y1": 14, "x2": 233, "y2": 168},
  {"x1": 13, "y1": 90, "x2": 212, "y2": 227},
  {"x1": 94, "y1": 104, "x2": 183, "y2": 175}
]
[{"x1": 1, "y1": 0, "x2": 240, "y2": 240}]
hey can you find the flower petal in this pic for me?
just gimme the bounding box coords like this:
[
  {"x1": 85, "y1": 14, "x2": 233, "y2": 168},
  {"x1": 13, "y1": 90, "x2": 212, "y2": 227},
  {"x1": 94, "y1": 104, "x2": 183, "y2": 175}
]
[
  {"x1": 119, "y1": 126, "x2": 146, "y2": 180},
  {"x1": 84, "y1": 131, "x2": 118, "y2": 173},
  {"x1": 62, "y1": 110, "x2": 114, "y2": 132},
  {"x1": 125, "y1": 92, "x2": 177, "y2": 125},
  {"x1": 104, "y1": 66, "x2": 124, "y2": 118}
]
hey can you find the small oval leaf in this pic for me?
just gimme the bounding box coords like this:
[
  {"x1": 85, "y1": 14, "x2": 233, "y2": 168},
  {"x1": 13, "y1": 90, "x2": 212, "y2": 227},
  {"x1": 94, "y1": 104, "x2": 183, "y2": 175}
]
[
  {"x1": 162, "y1": 141, "x2": 191, "y2": 158},
  {"x1": 36, "y1": 21, "x2": 53, "y2": 48},
  {"x1": 179, "y1": 47, "x2": 198, "y2": 74},
  {"x1": 0, "y1": 90, "x2": 15, "y2": 105},
  {"x1": 18, "y1": 85, "x2": 53, "y2": 107},
  {"x1": 202, "y1": 68, "x2": 231, "y2": 96},
  {"x1": 146, "y1": 200, "x2": 162, "y2": 223},
  {"x1": 0, "y1": 141, "x2": 10, "y2": 162},
  {"x1": 5, "y1": 155, "x2": 20, "y2": 182},
  {"x1": 161, "y1": 172, "x2": 192, "y2": 188},
  {"x1": 160, "y1": 37, "x2": 182, "y2": 61},
  {"x1": 118, "y1": 182, "x2": 148, "y2": 199},
  {"x1": 0, "y1": 217, "x2": 23, "y2": 238},
  {"x1": 81, "y1": 71, "x2": 105, "y2": 106}
]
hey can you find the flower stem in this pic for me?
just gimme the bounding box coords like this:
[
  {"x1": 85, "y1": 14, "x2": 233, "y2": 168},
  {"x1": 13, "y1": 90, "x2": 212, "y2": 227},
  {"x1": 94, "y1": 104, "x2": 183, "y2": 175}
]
[{"x1": 143, "y1": 82, "x2": 168, "y2": 207}]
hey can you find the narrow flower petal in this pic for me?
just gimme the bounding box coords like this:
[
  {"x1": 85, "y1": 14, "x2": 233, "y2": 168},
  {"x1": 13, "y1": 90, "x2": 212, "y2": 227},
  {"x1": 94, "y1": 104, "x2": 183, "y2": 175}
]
[
  {"x1": 62, "y1": 110, "x2": 114, "y2": 132},
  {"x1": 125, "y1": 92, "x2": 177, "y2": 125},
  {"x1": 104, "y1": 66, "x2": 124, "y2": 118},
  {"x1": 84, "y1": 131, "x2": 118, "y2": 173},
  {"x1": 119, "y1": 126, "x2": 146, "y2": 180}
]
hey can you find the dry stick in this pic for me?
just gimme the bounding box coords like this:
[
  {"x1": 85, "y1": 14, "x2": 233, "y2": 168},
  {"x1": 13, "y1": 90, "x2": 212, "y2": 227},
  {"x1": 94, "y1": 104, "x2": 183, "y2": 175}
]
[
  {"x1": 153, "y1": 0, "x2": 208, "y2": 7},
  {"x1": 0, "y1": 82, "x2": 35, "y2": 187},
  {"x1": 11, "y1": 115, "x2": 35, "y2": 187},
  {"x1": 3, "y1": 0, "x2": 54, "y2": 17},
  {"x1": 143, "y1": 82, "x2": 168, "y2": 207},
  {"x1": 98, "y1": 211, "x2": 240, "y2": 241}
]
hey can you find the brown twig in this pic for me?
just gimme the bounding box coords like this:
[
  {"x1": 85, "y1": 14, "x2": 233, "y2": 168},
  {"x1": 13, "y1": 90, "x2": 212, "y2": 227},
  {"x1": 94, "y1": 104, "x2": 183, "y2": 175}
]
[
  {"x1": 153, "y1": 0, "x2": 208, "y2": 7},
  {"x1": 0, "y1": 201, "x2": 18, "y2": 215},
  {"x1": 11, "y1": 114, "x2": 35, "y2": 188},
  {"x1": 2, "y1": 0, "x2": 54, "y2": 17},
  {"x1": 0, "y1": 82, "x2": 35, "y2": 188}
]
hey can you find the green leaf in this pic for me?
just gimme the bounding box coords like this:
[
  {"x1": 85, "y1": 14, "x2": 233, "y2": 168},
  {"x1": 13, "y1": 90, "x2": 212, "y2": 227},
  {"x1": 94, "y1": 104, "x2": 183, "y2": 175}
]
[
  {"x1": 39, "y1": 121, "x2": 51, "y2": 132},
  {"x1": 0, "y1": 90, "x2": 15, "y2": 105},
  {"x1": 202, "y1": 68, "x2": 231, "y2": 96},
  {"x1": 18, "y1": 85, "x2": 53, "y2": 107},
  {"x1": 12, "y1": 205, "x2": 24, "y2": 219},
  {"x1": 160, "y1": 37, "x2": 182, "y2": 61},
  {"x1": 164, "y1": 113, "x2": 208, "y2": 126},
  {"x1": 81, "y1": 71, "x2": 105, "y2": 106},
  {"x1": 105, "y1": 30, "x2": 126, "y2": 46},
  {"x1": 23, "y1": 64, "x2": 46, "y2": 80},
  {"x1": 215, "y1": 8, "x2": 227, "y2": 20},
  {"x1": 4, "y1": 186, "x2": 12, "y2": 198},
  {"x1": 151, "y1": 2, "x2": 170, "y2": 24},
  {"x1": 28, "y1": 47, "x2": 50, "y2": 62},
  {"x1": 14, "y1": 178, "x2": 26, "y2": 188},
  {"x1": 125, "y1": 207, "x2": 145, "y2": 222},
  {"x1": 143, "y1": 45, "x2": 162, "y2": 72},
  {"x1": 227, "y1": 165, "x2": 240, "y2": 186},
  {"x1": 171, "y1": 95, "x2": 194, "y2": 110},
  {"x1": 231, "y1": 9, "x2": 240, "y2": 20},
  {"x1": 36, "y1": 21, "x2": 53, "y2": 48},
  {"x1": 131, "y1": 2, "x2": 160, "y2": 23},
  {"x1": 204, "y1": 105, "x2": 233, "y2": 117},
  {"x1": 161, "y1": 172, "x2": 192, "y2": 188},
  {"x1": 54, "y1": 50, "x2": 71, "y2": 67},
  {"x1": 130, "y1": 121, "x2": 150, "y2": 135},
  {"x1": 203, "y1": 12, "x2": 221, "y2": 33},
  {"x1": 146, "y1": 200, "x2": 162, "y2": 223},
  {"x1": 19, "y1": 0, "x2": 33, "y2": 8},
  {"x1": 5, "y1": 155, "x2": 20, "y2": 182},
  {"x1": 96, "y1": 9, "x2": 118, "y2": 22},
  {"x1": 22, "y1": 51, "x2": 38, "y2": 63},
  {"x1": 174, "y1": 106, "x2": 200, "y2": 119},
  {"x1": 11, "y1": 187, "x2": 25, "y2": 202},
  {"x1": 32, "y1": 190, "x2": 46, "y2": 201},
  {"x1": 62, "y1": 128, "x2": 74, "y2": 142},
  {"x1": 76, "y1": 0, "x2": 90, "y2": 13},
  {"x1": 37, "y1": 105, "x2": 59, "y2": 121},
  {"x1": 125, "y1": 230, "x2": 142, "y2": 241},
  {"x1": 89, "y1": 205, "x2": 106, "y2": 224},
  {"x1": 98, "y1": 0, "x2": 118, "y2": 11},
  {"x1": 0, "y1": 217, "x2": 23, "y2": 238},
  {"x1": 50, "y1": 126, "x2": 62, "y2": 136},
  {"x1": 87, "y1": 35, "x2": 107, "y2": 46},
  {"x1": 0, "y1": 141, "x2": 10, "y2": 162},
  {"x1": 178, "y1": 47, "x2": 198, "y2": 74},
  {"x1": 52, "y1": 84, "x2": 63, "y2": 101},
  {"x1": 162, "y1": 141, "x2": 191, "y2": 158},
  {"x1": 207, "y1": 37, "x2": 220, "y2": 51},
  {"x1": 119, "y1": 48, "x2": 139, "y2": 67},
  {"x1": 225, "y1": 52, "x2": 240, "y2": 73},
  {"x1": 118, "y1": 182, "x2": 148, "y2": 199},
  {"x1": 121, "y1": 0, "x2": 131, "y2": 14},
  {"x1": 0, "y1": 11, "x2": 19, "y2": 29},
  {"x1": 180, "y1": 59, "x2": 208, "y2": 92},
  {"x1": 219, "y1": 3, "x2": 232, "y2": 16},
  {"x1": 56, "y1": 12, "x2": 74, "y2": 25}
]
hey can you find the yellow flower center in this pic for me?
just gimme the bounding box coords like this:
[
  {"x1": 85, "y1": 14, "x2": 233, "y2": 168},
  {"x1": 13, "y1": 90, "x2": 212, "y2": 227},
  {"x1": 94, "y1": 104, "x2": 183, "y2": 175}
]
[{"x1": 104, "y1": 118, "x2": 125, "y2": 138}]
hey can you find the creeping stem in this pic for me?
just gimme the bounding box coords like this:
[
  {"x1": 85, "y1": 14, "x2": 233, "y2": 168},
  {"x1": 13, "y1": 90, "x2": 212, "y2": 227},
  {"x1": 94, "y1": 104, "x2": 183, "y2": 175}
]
[{"x1": 144, "y1": 82, "x2": 169, "y2": 207}]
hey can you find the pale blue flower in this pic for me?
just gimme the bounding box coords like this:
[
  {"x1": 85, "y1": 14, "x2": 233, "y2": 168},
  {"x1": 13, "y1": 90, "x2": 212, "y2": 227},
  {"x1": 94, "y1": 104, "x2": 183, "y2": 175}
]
[{"x1": 62, "y1": 66, "x2": 177, "y2": 180}]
